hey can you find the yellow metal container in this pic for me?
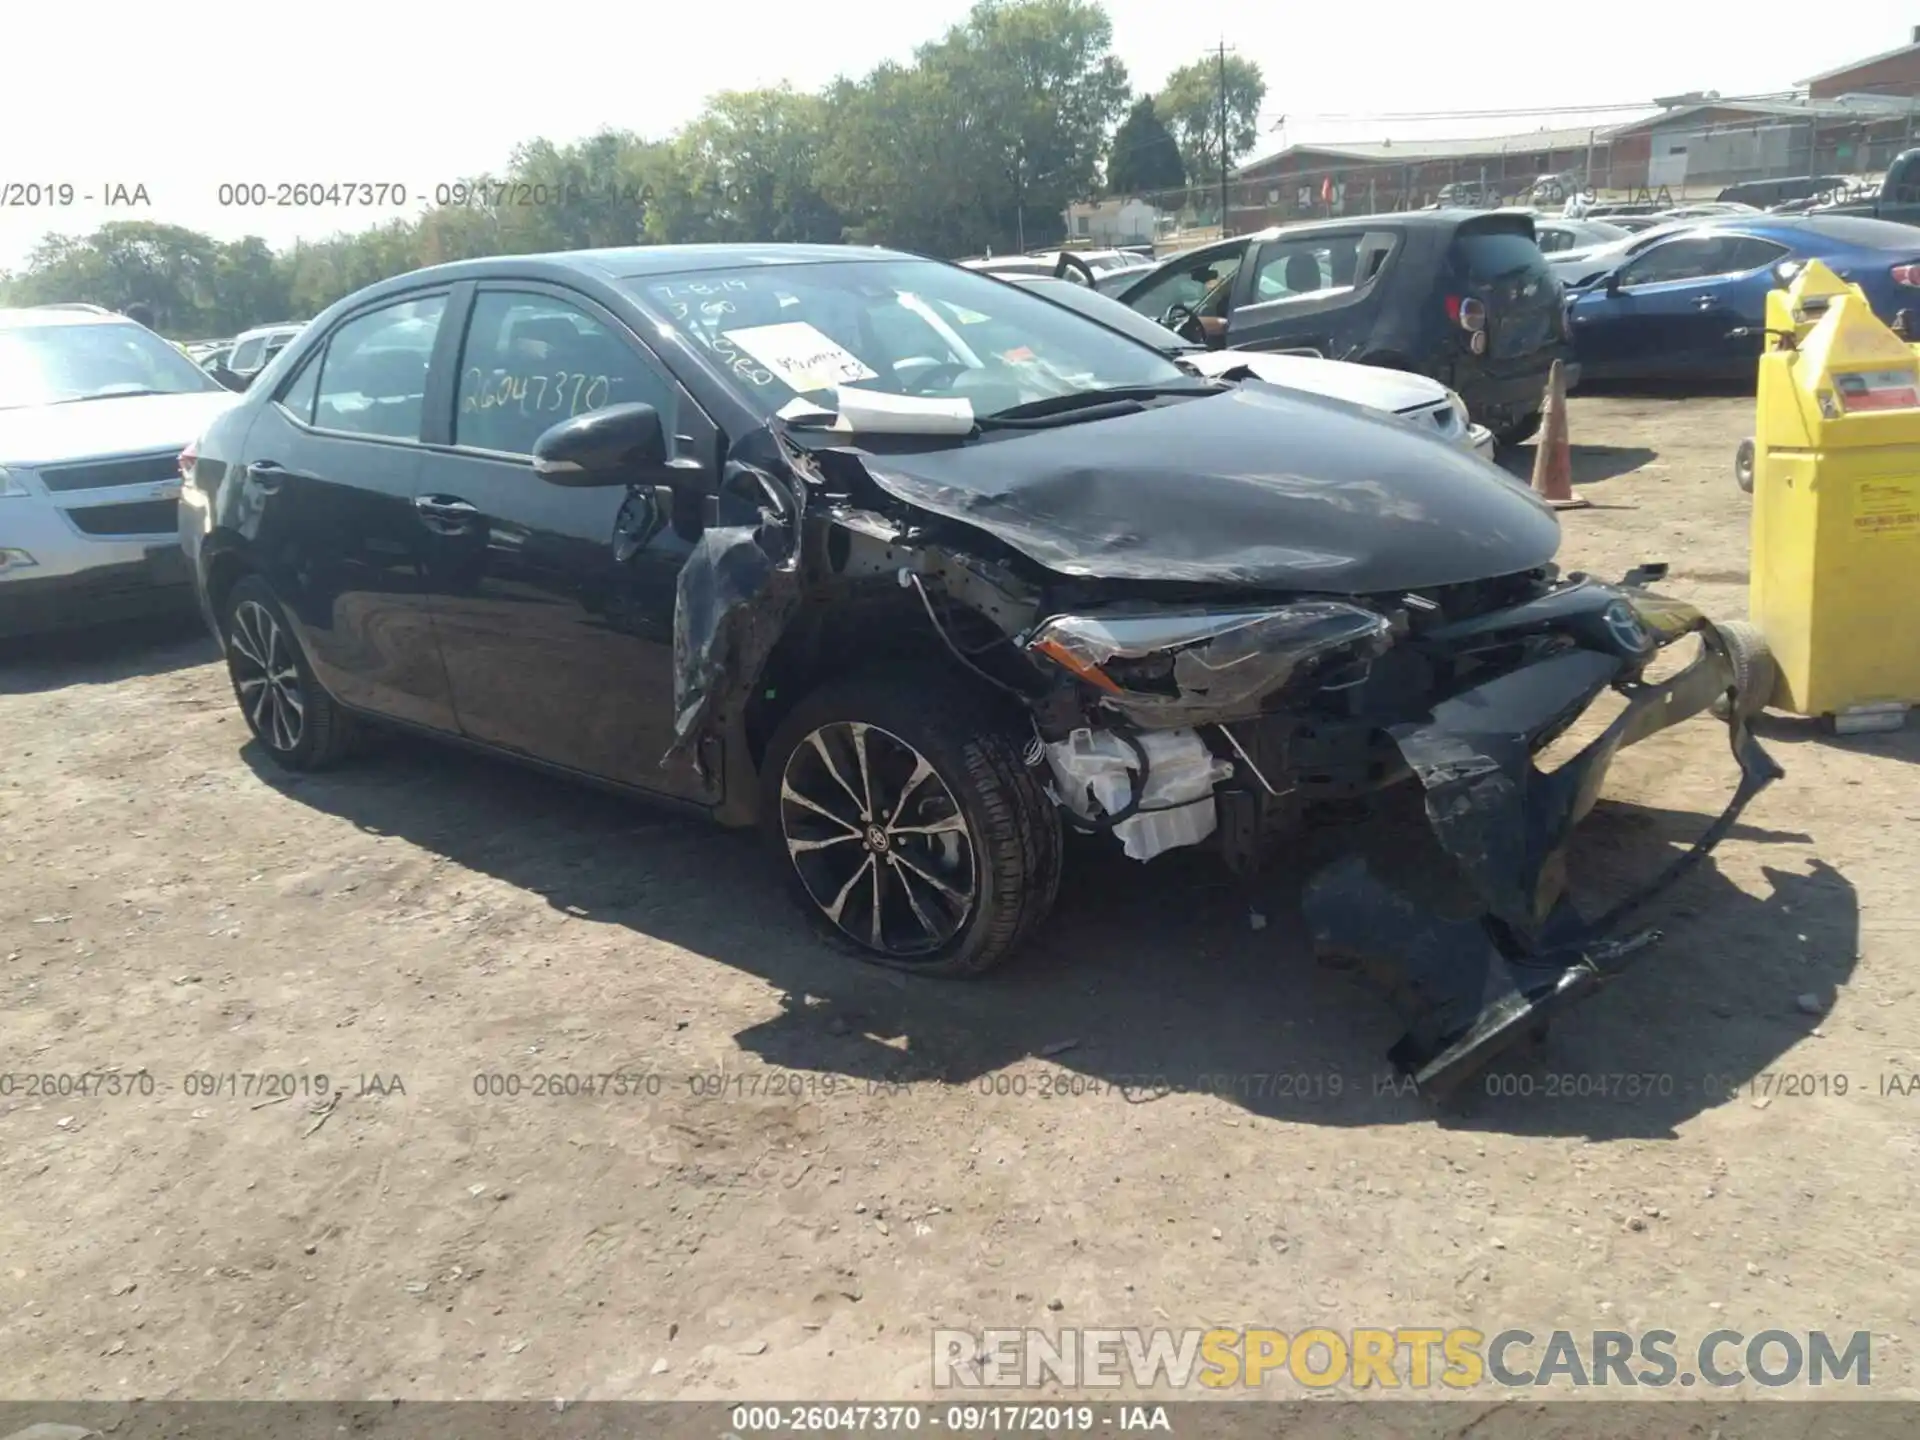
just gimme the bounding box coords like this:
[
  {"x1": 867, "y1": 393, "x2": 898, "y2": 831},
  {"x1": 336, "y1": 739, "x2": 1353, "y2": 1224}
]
[{"x1": 1748, "y1": 260, "x2": 1920, "y2": 730}]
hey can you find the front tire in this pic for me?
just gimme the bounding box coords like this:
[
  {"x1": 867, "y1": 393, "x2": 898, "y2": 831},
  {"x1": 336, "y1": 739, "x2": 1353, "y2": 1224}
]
[
  {"x1": 760, "y1": 672, "x2": 1062, "y2": 977},
  {"x1": 1493, "y1": 410, "x2": 1542, "y2": 447},
  {"x1": 1708, "y1": 619, "x2": 1776, "y2": 722},
  {"x1": 221, "y1": 575, "x2": 356, "y2": 771}
]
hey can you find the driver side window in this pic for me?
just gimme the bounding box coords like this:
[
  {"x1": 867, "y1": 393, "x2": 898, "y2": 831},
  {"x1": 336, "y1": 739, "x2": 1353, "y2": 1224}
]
[
  {"x1": 1617, "y1": 236, "x2": 1742, "y2": 288},
  {"x1": 1124, "y1": 250, "x2": 1243, "y2": 320}
]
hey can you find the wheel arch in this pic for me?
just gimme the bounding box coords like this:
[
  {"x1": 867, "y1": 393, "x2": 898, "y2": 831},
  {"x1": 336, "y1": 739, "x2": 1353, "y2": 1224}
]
[
  {"x1": 203, "y1": 544, "x2": 256, "y2": 624},
  {"x1": 741, "y1": 584, "x2": 1025, "y2": 773}
]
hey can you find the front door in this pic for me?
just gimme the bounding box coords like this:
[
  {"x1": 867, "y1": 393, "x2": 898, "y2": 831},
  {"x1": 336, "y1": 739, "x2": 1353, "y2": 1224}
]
[
  {"x1": 1225, "y1": 229, "x2": 1384, "y2": 359},
  {"x1": 1571, "y1": 234, "x2": 1751, "y2": 379},
  {"x1": 413, "y1": 283, "x2": 718, "y2": 802}
]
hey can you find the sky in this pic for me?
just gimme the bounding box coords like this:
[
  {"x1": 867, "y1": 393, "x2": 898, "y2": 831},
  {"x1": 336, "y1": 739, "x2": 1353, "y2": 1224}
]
[{"x1": 3, "y1": 0, "x2": 1915, "y2": 271}]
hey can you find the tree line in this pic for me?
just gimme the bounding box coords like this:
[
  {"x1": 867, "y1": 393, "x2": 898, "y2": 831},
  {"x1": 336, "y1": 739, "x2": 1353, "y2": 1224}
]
[{"x1": 0, "y1": 0, "x2": 1264, "y2": 339}]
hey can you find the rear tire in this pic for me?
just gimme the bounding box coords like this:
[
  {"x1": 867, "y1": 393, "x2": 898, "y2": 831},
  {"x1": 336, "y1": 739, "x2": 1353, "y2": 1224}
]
[
  {"x1": 221, "y1": 575, "x2": 357, "y2": 771},
  {"x1": 760, "y1": 671, "x2": 1062, "y2": 977}
]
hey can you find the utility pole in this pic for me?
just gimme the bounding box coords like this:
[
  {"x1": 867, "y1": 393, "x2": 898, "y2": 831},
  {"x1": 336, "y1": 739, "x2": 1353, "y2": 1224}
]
[{"x1": 1217, "y1": 39, "x2": 1232, "y2": 238}]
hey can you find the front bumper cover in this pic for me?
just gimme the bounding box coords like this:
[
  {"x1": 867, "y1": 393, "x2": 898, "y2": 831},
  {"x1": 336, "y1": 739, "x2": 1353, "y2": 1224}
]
[{"x1": 1301, "y1": 601, "x2": 1782, "y2": 1096}]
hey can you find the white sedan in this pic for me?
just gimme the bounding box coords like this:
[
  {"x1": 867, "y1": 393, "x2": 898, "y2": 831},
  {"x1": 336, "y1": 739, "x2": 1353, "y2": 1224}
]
[{"x1": 1004, "y1": 272, "x2": 1495, "y2": 459}]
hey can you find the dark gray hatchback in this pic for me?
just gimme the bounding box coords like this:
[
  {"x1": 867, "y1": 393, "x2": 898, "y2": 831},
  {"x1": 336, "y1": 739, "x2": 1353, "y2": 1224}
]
[{"x1": 1113, "y1": 210, "x2": 1577, "y2": 444}]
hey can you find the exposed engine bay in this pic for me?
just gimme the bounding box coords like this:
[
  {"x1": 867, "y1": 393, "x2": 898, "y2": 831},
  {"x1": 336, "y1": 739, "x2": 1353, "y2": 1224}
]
[{"x1": 667, "y1": 392, "x2": 1782, "y2": 1095}]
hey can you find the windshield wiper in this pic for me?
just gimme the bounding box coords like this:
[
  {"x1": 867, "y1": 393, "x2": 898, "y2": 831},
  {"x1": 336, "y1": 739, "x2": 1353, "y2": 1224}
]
[{"x1": 978, "y1": 380, "x2": 1221, "y2": 428}]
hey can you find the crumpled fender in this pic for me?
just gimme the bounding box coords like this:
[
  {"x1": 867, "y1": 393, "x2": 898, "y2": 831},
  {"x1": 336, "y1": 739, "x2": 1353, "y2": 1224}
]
[{"x1": 666, "y1": 427, "x2": 805, "y2": 775}]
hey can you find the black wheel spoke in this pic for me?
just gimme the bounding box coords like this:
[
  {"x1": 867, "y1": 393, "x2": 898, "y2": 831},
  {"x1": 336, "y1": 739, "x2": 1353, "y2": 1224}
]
[
  {"x1": 780, "y1": 720, "x2": 978, "y2": 961},
  {"x1": 806, "y1": 730, "x2": 870, "y2": 820},
  {"x1": 229, "y1": 600, "x2": 306, "y2": 753}
]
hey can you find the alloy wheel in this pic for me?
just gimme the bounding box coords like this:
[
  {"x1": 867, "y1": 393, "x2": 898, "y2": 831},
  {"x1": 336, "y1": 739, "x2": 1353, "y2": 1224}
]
[
  {"x1": 228, "y1": 599, "x2": 306, "y2": 753},
  {"x1": 779, "y1": 721, "x2": 978, "y2": 958}
]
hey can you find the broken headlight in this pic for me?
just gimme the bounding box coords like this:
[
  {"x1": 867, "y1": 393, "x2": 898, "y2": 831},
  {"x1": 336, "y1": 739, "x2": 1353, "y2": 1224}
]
[{"x1": 1026, "y1": 602, "x2": 1393, "y2": 715}]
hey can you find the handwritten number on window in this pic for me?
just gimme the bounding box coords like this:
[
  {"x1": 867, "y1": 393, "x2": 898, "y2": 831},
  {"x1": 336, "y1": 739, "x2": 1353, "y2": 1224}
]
[{"x1": 462, "y1": 367, "x2": 614, "y2": 420}]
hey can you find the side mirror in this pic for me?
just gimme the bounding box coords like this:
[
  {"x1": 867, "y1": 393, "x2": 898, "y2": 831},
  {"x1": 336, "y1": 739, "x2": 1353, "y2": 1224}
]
[
  {"x1": 532, "y1": 402, "x2": 669, "y2": 488},
  {"x1": 1603, "y1": 272, "x2": 1623, "y2": 296},
  {"x1": 209, "y1": 363, "x2": 246, "y2": 392}
]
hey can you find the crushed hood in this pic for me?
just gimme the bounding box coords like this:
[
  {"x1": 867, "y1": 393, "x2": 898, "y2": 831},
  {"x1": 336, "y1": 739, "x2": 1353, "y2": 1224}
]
[{"x1": 835, "y1": 382, "x2": 1561, "y2": 592}]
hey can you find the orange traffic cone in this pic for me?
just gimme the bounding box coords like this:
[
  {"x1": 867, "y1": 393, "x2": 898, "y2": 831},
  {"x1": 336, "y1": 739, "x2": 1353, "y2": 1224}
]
[{"x1": 1530, "y1": 359, "x2": 1589, "y2": 511}]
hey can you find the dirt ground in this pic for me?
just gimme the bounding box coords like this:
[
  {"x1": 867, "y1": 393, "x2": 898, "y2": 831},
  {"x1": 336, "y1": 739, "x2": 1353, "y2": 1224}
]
[{"x1": 2, "y1": 393, "x2": 1917, "y2": 1406}]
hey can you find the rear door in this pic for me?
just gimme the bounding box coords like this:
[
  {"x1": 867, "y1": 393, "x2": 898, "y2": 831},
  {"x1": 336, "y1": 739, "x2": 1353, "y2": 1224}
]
[
  {"x1": 1448, "y1": 217, "x2": 1564, "y2": 369},
  {"x1": 1223, "y1": 228, "x2": 1395, "y2": 358},
  {"x1": 411, "y1": 281, "x2": 720, "y2": 801},
  {"x1": 240, "y1": 291, "x2": 459, "y2": 731}
]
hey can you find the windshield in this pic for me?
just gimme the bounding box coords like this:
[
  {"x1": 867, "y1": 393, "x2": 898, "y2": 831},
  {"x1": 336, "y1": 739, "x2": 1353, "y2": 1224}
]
[
  {"x1": 630, "y1": 258, "x2": 1185, "y2": 422},
  {"x1": 1011, "y1": 277, "x2": 1191, "y2": 352},
  {"x1": 0, "y1": 320, "x2": 223, "y2": 409}
]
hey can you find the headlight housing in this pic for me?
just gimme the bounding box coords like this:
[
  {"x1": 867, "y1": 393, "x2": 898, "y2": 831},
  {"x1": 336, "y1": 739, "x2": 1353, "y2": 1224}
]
[
  {"x1": 1027, "y1": 602, "x2": 1393, "y2": 715},
  {"x1": 0, "y1": 467, "x2": 31, "y2": 498}
]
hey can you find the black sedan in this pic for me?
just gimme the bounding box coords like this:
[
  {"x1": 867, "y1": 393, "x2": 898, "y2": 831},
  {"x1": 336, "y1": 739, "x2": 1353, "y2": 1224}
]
[{"x1": 181, "y1": 243, "x2": 1778, "y2": 1092}]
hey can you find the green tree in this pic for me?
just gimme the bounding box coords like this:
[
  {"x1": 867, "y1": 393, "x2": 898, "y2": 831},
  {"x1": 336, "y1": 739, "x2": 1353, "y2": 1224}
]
[
  {"x1": 822, "y1": 0, "x2": 1130, "y2": 255},
  {"x1": 1106, "y1": 94, "x2": 1185, "y2": 197},
  {"x1": 1156, "y1": 54, "x2": 1267, "y2": 188},
  {"x1": 3, "y1": 222, "x2": 226, "y2": 335},
  {"x1": 652, "y1": 87, "x2": 842, "y2": 244}
]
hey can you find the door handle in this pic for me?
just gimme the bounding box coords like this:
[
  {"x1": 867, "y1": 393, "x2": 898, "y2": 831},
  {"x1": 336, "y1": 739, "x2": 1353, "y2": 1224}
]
[
  {"x1": 414, "y1": 494, "x2": 479, "y2": 533},
  {"x1": 246, "y1": 460, "x2": 289, "y2": 493},
  {"x1": 1692, "y1": 294, "x2": 1720, "y2": 308},
  {"x1": 414, "y1": 494, "x2": 477, "y2": 518}
]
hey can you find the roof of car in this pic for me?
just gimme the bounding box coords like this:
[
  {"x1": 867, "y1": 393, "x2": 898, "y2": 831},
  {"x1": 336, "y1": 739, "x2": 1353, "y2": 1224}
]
[
  {"x1": 0, "y1": 307, "x2": 140, "y2": 330},
  {"x1": 1224, "y1": 210, "x2": 1533, "y2": 247},
  {"x1": 233, "y1": 322, "x2": 307, "y2": 339},
  {"x1": 430, "y1": 243, "x2": 920, "y2": 286}
]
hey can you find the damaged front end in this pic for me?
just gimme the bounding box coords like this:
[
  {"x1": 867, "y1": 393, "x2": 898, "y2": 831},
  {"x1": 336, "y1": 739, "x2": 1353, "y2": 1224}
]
[
  {"x1": 669, "y1": 412, "x2": 1781, "y2": 1097},
  {"x1": 1019, "y1": 572, "x2": 1783, "y2": 1095}
]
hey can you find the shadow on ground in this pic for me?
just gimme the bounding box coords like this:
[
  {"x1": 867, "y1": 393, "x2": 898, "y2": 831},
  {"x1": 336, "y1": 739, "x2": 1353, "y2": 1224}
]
[
  {"x1": 230, "y1": 715, "x2": 1858, "y2": 1143},
  {"x1": 1499, "y1": 442, "x2": 1660, "y2": 490},
  {"x1": 0, "y1": 609, "x2": 214, "y2": 695},
  {"x1": 1751, "y1": 710, "x2": 1920, "y2": 768}
]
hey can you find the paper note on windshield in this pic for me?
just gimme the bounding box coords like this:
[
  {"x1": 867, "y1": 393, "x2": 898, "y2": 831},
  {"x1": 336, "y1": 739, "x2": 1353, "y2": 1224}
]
[
  {"x1": 723, "y1": 322, "x2": 878, "y2": 393},
  {"x1": 832, "y1": 386, "x2": 975, "y2": 435}
]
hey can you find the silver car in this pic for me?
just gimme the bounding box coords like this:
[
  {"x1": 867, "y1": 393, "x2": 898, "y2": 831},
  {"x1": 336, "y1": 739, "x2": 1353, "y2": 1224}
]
[{"x1": 0, "y1": 307, "x2": 240, "y2": 636}]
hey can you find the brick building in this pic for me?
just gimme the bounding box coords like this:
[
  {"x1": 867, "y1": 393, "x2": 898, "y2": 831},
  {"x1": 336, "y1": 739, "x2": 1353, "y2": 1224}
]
[
  {"x1": 1226, "y1": 123, "x2": 1621, "y2": 229},
  {"x1": 1804, "y1": 29, "x2": 1920, "y2": 101}
]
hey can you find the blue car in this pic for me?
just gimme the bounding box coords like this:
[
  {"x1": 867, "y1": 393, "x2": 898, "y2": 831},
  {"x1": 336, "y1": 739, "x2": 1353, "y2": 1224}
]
[{"x1": 1566, "y1": 215, "x2": 1920, "y2": 381}]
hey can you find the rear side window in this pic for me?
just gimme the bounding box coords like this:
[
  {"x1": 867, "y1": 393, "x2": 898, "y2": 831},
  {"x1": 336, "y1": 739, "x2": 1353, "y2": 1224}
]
[
  {"x1": 1731, "y1": 237, "x2": 1789, "y2": 271},
  {"x1": 314, "y1": 296, "x2": 446, "y2": 441},
  {"x1": 1454, "y1": 230, "x2": 1553, "y2": 284}
]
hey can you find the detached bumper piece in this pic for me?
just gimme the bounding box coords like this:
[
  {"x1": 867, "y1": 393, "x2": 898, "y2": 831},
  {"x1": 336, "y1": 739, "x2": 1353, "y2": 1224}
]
[{"x1": 1302, "y1": 621, "x2": 1782, "y2": 1097}]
